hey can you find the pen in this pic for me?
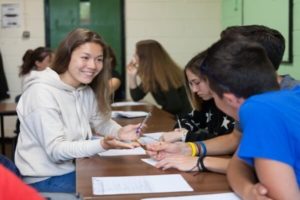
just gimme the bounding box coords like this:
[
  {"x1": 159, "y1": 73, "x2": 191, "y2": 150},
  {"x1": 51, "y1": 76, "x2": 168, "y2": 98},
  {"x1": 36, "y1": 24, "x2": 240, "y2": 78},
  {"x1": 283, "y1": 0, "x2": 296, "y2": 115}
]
[
  {"x1": 176, "y1": 115, "x2": 182, "y2": 130},
  {"x1": 136, "y1": 112, "x2": 151, "y2": 136}
]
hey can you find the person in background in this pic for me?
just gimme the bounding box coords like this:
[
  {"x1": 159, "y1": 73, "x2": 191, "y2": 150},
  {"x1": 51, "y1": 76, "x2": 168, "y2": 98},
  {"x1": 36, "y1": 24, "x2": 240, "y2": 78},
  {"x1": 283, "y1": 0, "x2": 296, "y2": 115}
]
[
  {"x1": 15, "y1": 28, "x2": 140, "y2": 193},
  {"x1": 14, "y1": 47, "x2": 54, "y2": 139},
  {"x1": 17, "y1": 46, "x2": 53, "y2": 97},
  {"x1": 127, "y1": 39, "x2": 191, "y2": 116},
  {"x1": 147, "y1": 51, "x2": 235, "y2": 174},
  {"x1": 201, "y1": 36, "x2": 300, "y2": 200},
  {"x1": 107, "y1": 46, "x2": 124, "y2": 102},
  {"x1": 19, "y1": 47, "x2": 53, "y2": 80}
]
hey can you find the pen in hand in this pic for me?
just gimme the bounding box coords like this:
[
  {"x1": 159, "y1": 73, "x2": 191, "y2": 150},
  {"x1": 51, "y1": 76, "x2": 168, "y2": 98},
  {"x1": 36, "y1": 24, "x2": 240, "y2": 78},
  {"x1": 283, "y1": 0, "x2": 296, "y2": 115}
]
[
  {"x1": 176, "y1": 115, "x2": 182, "y2": 130},
  {"x1": 136, "y1": 112, "x2": 151, "y2": 136}
]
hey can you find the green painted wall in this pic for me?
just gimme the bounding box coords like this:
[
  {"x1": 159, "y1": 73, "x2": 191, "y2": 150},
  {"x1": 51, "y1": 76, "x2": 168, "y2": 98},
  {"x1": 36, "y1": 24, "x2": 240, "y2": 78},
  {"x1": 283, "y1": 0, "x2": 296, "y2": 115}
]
[{"x1": 221, "y1": 0, "x2": 300, "y2": 79}]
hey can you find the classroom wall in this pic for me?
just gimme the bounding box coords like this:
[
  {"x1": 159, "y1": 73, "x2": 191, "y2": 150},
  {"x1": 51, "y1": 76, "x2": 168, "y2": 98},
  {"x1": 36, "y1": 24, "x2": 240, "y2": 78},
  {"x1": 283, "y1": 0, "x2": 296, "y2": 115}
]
[
  {"x1": 0, "y1": 0, "x2": 222, "y2": 103},
  {"x1": 125, "y1": 0, "x2": 222, "y2": 104},
  {"x1": 0, "y1": 0, "x2": 45, "y2": 102},
  {"x1": 0, "y1": 0, "x2": 45, "y2": 137},
  {"x1": 221, "y1": 0, "x2": 300, "y2": 79},
  {"x1": 287, "y1": 0, "x2": 300, "y2": 78},
  {"x1": 1, "y1": 0, "x2": 298, "y2": 137}
]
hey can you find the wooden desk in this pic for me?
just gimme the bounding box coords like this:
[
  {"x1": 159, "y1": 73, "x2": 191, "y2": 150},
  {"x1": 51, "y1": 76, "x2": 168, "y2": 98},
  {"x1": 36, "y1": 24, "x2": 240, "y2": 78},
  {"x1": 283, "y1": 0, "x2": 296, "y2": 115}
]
[
  {"x1": 76, "y1": 156, "x2": 230, "y2": 200},
  {"x1": 111, "y1": 104, "x2": 175, "y2": 133},
  {"x1": 76, "y1": 104, "x2": 231, "y2": 199},
  {"x1": 0, "y1": 103, "x2": 17, "y2": 155}
]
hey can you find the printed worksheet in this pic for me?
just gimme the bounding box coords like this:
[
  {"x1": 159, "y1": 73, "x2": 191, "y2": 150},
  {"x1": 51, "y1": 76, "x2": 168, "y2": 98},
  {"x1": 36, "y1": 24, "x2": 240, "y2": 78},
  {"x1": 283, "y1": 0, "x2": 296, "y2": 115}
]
[{"x1": 92, "y1": 174, "x2": 193, "y2": 195}]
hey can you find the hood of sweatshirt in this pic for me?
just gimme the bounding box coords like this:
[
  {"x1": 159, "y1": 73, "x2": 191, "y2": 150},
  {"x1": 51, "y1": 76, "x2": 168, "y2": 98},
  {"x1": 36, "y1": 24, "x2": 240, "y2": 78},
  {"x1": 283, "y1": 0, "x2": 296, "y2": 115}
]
[{"x1": 22, "y1": 67, "x2": 86, "y2": 93}]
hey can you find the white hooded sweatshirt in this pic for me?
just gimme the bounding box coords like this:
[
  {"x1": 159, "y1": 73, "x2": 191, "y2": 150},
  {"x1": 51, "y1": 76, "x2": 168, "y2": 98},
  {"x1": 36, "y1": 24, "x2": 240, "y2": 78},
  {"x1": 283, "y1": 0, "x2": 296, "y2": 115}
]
[{"x1": 15, "y1": 68, "x2": 121, "y2": 184}]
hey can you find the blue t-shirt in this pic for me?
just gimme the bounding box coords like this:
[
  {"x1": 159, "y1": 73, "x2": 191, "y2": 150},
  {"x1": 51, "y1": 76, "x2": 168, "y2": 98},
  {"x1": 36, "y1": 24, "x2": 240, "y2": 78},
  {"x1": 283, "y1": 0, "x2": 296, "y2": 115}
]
[
  {"x1": 235, "y1": 75, "x2": 300, "y2": 133},
  {"x1": 238, "y1": 86, "x2": 300, "y2": 186}
]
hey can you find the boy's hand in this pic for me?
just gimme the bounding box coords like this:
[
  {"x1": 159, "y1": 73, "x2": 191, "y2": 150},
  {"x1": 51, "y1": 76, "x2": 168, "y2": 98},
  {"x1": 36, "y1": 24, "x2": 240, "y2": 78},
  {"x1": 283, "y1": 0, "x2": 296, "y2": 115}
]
[
  {"x1": 146, "y1": 142, "x2": 192, "y2": 160},
  {"x1": 155, "y1": 154, "x2": 198, "y2": 171},
  {"x1": 160, "y1": 129, "x2": 188, "y2": 142},
  {"x1": 244, "y1": 183, "x2": 273, "y2": 200}
]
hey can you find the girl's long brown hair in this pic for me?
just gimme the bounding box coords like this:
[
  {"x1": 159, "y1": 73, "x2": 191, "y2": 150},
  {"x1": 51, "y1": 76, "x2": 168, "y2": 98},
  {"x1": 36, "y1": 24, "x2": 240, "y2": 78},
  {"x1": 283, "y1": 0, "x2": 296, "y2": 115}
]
[
  {"x1": 184, "y1": 51, "x2": 208, "y2": 110},
  {"x1": 136, "y1": 40, "x2": 184, "y2": 92}
]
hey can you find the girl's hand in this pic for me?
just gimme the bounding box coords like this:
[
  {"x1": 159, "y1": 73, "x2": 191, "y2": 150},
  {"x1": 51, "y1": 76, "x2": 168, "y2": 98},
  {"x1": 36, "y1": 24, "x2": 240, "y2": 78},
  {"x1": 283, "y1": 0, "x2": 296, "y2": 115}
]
[
  {"x1": 117, "y1": 124, "x2": 141, "y2": 141},
  {"x1": 126, "y1": 59, "x2": 138, "y2": 78},
  {"x1": 101, "y1": 136, "x2": 140, "y2": 150}
]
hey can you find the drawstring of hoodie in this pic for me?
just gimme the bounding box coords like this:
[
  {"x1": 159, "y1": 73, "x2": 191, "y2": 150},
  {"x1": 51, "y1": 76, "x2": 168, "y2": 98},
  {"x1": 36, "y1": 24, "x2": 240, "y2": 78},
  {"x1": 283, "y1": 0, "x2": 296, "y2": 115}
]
[{"x1": 73, "y1": 89, "x2": 92, "y2": 140}]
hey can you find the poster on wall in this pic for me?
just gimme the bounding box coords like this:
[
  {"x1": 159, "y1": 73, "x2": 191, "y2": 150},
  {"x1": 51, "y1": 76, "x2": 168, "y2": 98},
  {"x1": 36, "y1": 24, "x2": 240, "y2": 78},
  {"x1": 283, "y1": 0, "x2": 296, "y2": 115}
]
[{"x1": 1, "y1": 3, "x2": 20, "y2": 28}]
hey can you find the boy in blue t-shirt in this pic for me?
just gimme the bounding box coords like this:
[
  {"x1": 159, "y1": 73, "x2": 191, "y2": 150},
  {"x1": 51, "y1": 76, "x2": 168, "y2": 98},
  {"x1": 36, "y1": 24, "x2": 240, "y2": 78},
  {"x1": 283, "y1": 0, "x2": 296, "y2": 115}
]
[{"x1": 200, "y1": 36, "x2": 300, "y2": 199}]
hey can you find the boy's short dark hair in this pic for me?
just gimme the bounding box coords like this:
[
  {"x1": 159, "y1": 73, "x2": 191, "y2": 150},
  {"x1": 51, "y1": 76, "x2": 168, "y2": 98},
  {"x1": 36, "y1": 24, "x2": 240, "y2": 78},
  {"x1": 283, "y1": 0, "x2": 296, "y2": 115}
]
[
  {"x1": 221, "y1": 25, "x2": 285, "y2": 70},
  {"x1": 200, "y1": 37, "x2": 280, "y2": 98}
]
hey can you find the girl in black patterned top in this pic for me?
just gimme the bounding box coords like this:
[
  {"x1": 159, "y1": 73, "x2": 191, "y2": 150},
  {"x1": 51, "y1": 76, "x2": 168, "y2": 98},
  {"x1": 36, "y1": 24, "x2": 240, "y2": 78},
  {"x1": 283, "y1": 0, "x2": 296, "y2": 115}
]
[{"x1": 160, "y1": 51, "x2": 235, "y2": 142}]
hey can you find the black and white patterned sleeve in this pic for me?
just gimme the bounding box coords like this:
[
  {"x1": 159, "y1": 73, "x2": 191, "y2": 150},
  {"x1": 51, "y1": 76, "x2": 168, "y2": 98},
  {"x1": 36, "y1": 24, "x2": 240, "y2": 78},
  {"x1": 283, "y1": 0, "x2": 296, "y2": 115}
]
[{"x1": 173, "y1": 110, "x2": 206, "y2": 132}]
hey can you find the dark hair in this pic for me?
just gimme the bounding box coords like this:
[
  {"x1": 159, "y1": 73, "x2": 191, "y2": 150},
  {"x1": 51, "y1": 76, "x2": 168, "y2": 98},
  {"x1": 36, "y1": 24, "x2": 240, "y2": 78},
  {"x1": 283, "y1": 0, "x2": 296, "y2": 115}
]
[
  {"x1": 51, "y1": 28, "x2": 111, "y2": 115},
  {"x1": 200, "y1": 37, "x2": 280, "y2": 99},
  {"x1": 221, "y1": 25, "x2": 285, "y2": 70},
  {"x1": 184, "y1": 51, "x2": 207, "y2": 110},
  {"x1": 19, "y1": 47, "x2": 52, "y2": 76}
]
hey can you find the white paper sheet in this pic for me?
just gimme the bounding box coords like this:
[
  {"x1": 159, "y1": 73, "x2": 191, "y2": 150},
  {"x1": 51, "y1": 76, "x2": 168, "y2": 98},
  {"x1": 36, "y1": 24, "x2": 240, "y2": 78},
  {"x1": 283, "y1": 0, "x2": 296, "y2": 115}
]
[
  {"x1": 111, "y1": 101, "x2": 147, "y2": 107},
  {"x1": 98, "y1": 147, "x2": 146, "y2": 156},
  {"x1": 143, "y1": 132, "x2": 162, "y2": 141},
  {"x1": 141, "y1": 158, "x2": 158, "y2": 167},
  {"x1": 142, "y1": 192, "x2": 241, "y2": 200},
  {"x1": 92, "y1": 174, "x2": 193, "y2": 195},
  {"x1": 111, "y1": 111, "x2": 148, "y2": 118},
  {"x1": 138, "y1": 132, "x2": 162, "y2": 145}
]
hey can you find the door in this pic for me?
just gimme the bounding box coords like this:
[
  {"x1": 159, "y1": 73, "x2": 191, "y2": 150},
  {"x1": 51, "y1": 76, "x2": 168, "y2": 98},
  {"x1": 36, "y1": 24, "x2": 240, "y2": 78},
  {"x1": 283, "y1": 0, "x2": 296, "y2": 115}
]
[{"x1": 45, "y1": 0, "x2": 125, "y2": 98}]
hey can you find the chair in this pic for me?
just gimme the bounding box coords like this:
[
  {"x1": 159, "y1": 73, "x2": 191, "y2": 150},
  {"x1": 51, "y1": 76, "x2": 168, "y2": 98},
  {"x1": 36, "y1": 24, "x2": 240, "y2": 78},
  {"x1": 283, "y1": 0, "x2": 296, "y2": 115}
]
[{"x1": 0, "y1": 154, "x2": 20, "y2": 177}]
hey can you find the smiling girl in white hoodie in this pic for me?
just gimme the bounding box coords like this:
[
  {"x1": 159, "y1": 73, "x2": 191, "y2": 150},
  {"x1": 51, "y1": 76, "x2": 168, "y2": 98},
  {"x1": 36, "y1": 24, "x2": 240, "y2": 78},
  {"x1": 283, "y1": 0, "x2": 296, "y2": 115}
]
[{"x1": 15, "y1": 28, "x2": 140, "y2": 193}]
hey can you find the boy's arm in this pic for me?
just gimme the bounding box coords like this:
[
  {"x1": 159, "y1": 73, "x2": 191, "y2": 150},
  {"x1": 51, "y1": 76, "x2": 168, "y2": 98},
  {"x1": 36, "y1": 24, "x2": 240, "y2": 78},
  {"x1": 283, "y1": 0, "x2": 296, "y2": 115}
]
[
  {"x1": 147, "y1": 129, "x2": 241, "y2": 159},
  {"x1": 204, "y1": 128, "x2": 241, "y2": 155},
  {"x1": 227, "y1": 152, "x2": 272, "y2": 200},
  {"x1": 255, "y1": 158, "x2": 300, "y2": 200}
]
